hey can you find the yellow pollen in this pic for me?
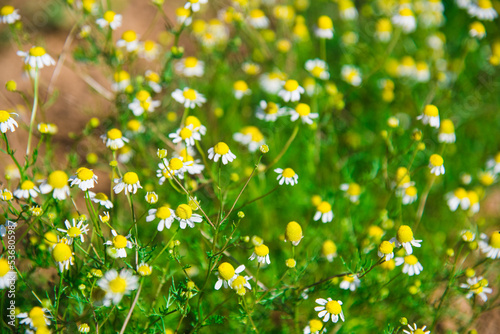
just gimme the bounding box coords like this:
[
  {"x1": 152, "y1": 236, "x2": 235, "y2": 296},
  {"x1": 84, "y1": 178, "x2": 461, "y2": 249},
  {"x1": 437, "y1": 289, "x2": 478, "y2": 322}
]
[
  {"x1": 285, "y1": 221, "x2": 303, "y2": 242},
  {"x1": 467, "y1": 191, "x2": 479, "y2": 204},
  {"x1": 295, "y1": 103, "x2": 311, "y2": 116},
  {"x1": 180, "y1": 127, "x2": 193, "y2": 139},
  {"x1": 109, "y1": 276, "x2": 127, "y2": 293},
  {"x1": 146, "y1": 71, "x2": 160, "y2": 83},
  {"x1": 322, "y1": 240, "x2": 337, "y2": 255},
  {"x1": 0, "y1": 110, "x2": 11, "y2": 122},
  {"x1": 136, "y1": 90, "x2": 150, "y2": 102},
  {"x1": 122, "y1": 30, "x2": 137, "y2": 42},
  {"x1": 123, "y1": 172, "x2": 139, "y2": 185},
  {"x1": 183, "y1": 88, "x2": 197, "y2": 100},
  {"x1": 138, "y1": 265, "x2": 152, "y2": 276},
  {"x1": 430, "y1": 154, "x2": 444, "y2": 167},
  {"x1": 284, "y1": 80, "x2": 299, "y2": 92},
  {"x1": 255, "y1": 244, "x2": 269, "y2": 257},
  {"x1": 144, "y1": 40, "x2": 156, "y2": 51},
  {"x1": 309, "y1": 319, "x2": 323, "y2": 332},
  {"x1": 478, "y1": 0, "x2": 492, "y2": 9},
  {"x1": 29, "y1": 47, "x2": 46, "y2": 57},
  {"x1": 405, "y1": 186, "x2": 417, "y2": 197},
  {"x1": 317, "y1": 201, "x2": 332, "y2": 213},
  {"x1": 311, "y1": 66, "x2": 324, "y2": 78},
  {"x1": 113, "y1": 235, "x2": 128, "y2": 249},
  {"x1": 376, "y1": 18, "x2": 392, "y2": 32},
  {"x1": 156, "y1": 206, "x2": 172, "y2": 219},
  {"x1": 234, "y1": 80, "x2": 249, "y2": 91},
  {"x1": 186, "y1": 116, "x2": 202, "y2": 128},
  {"x1": 379, "y1": 241, "x2": 394, "y2": 254},
  {"x1": 282, "y1": 168, "x2": 296, "y2": 178},
  {"x1": 400, "y1": 8, "x2": 414, "y2": 17},
  {"x1": 184, "y1": 57, "x2": 198, "y2": 68},
  {"x1": 325, "y1": 300, "x2": 342, "y2": 315},
  {"x1": 404, "y1": 255, "x2": 418, "y2": 265},
  {"x1": 114, "y1": 70, "x2": 130, "y2": 82},
  {"x1": 343, "y1": 275, "x2": 355, "y2": 283},
  {"x1": 48, "y1": 171, "x2": 69, "y2": 189},
  {"x1": 107, "y1": 128, "x2": 122, "y2": 140},
  {"x1": 103, "y1": 11, "x2": 116, "y2": 23},
  {"x1": 414, "y1": 330, "x2": 425, "y2": 334},
  {"x1": 169, "y1": 158, "x2": 183, "y2": 171},
  {"x1": 318, "y1": 16, "x2": 333, "y2": 30},
  {"x1": 1, "y1": 6, "x2": 15, "y2": 15},
  {"x1": 241, "y1": 126, "x2": 264, "y2": 142},
  {"x1": 53, "y1": 243, "x2": 72, "y2": 262},
  {"x1": 250, "y1": 9, "x2": 264, "y2": 18},
  {"x1": 218, "y1": 262, "x2": 235, "y2": 280},
  {"x1": 265, "y1": 102, "x2": 278, "y2": 114},
  {"x1": 67, "y1": 226, "x2": 82, "y2": 238},
  {"x1": 28, "y1": 307, "x2": 45, "y2": 319},
  {"x1": 214, "y1": 142, "x2": 230, "y2": 155},
  {"x1": 463, "y1": 231, "x2": 474, "y2": 241},
  {"x1": 489, "y1": 231, "x2": 500, "y2": 248},
  {"x1": 454, "y1": 188, "x2": 467, "y2": 199},
  {"x1": 175, "y1": 204, "x2": 192, "y2": 219},
  {"x1": 21, "y1": 180, "x2": 35, "y2": 190},
  {"x1": 0, "y1": 259, "x2": 10, "y2": 276},
  {"x1": 397, "y1": 225, "x2": 414, "y2": 243},
  {"x1": 231, "y1": 275, "x2": 246, "y2": 289},
  {"x1": 424, "y1": 104, "x2": 439, "y2": 117},
  {"x1": 440, "y1": 119, "x2": 455, "y2": 134},
  {"x1": 127, "y1": 120, "x2": 141, "y2": 132},
  {"x1": 95, "y1": 192, "x2": 108, "y2": 201},
  {"x1": 347, "y1": 183, "x2": 361, "y2": 196},
  {"x1": 76, "y1": 167, "x2": 94, "y2": 181}
]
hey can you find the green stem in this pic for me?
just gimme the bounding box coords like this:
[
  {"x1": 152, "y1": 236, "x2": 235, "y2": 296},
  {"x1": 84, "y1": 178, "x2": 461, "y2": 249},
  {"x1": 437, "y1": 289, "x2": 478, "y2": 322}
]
[{"x1": 26, "y1": 67, "x2": 40, "y2": 157}]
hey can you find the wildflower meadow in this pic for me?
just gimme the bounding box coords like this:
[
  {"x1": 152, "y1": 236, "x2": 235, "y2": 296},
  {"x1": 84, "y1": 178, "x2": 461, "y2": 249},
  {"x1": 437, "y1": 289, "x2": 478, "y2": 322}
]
[{"x1": 1, "y1": 0, "x2": 500, "y2": 333}]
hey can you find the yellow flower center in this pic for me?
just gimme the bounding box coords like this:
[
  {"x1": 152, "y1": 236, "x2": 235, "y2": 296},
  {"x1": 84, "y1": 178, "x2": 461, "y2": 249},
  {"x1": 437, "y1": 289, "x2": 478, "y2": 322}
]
[
  {"x1": 21, "y1": 180, "x2": 35, "y2": 190},
  {"x1": 478, "y1": 0, "x2": 492, "y2": 9},
  {"x1": 343, "y1": 275, "x2": 355, "y2": 283},
  {"x1": 47, "y1": 170, "x2": 69, "y2": 189},
  {"x1": 136, "y1": 90, "x2": 150, "y2": 102},
  {"x1": 156, "y1": 206, "x2": 172, "y2": 219},
  {"x1": 255, "y1": 244, "x2": 269, "y2": 257},
  {"x1": 175, "y1": 204, "x2": 193, "y2": 219},
  {"x1": 282, "y1": 168, "x2": 296, "y2": 178},
  {"x1": 29, "y1": 46, "x2": 46, "y2": 57},
  {"x1": 311, "y1": 66, "x2": 324, "y2": 78},
  {"x1": 284, "y1": 79, "x2": 299, "y2": 92},
  {"x1": 180, "y1": 127, "x2": 193, "y2": 139},
  {"x1": 295, "y1": 103, "x2": 311, "y2": 116},
  {"x1": 430, "y1": 154, "x2": 444, "y2": 167},
  {"x1": 127, "y1": 120, "x2": 141, "y2": 132},
  {"x1": 169, "y1": 158, "x2": 184, "y2": 171},
  {"x1": 0, "y1": 110, "x2": 11, "y2": 122},
  {"x1": 309, "y1": 319, "x2": 323, "y2": 332},
  {"x1": 231, "y1": 275, "x2": 246, "y2": 289},
  {"x1": 234, "y1": 80, "x2": 249, "y2": 92},
  {"x1": 318, "y1": 15, "x2": 333, "y2": 30},
  {"x1": 317, "y1": 201, "x2": 332, "y2": 213},
  {"x1": 379, "y1": 241, "x2": 394, "y2": 254},
  {"x1": 241, "y1": 126, "x2": 264, "y2": 142},
  {"x1": 143, "y1": 40, "x2": 156, "y2": 51},
  {"x1": 479, "y1": 172, "x2": 495, "y2": 186},
  {"x1": 138, "y1": 264, "x2": 152, "y2": 276},
  {"x1": 286, "y1": 221, "x2": 302, "y2": 242},
  {"x1": 112, "y1": 235, "x2": 128, "y2": 249},
  {"x1": 414, "y1": 330, "x2": 425, "y2": 334},
  {"x1": 467, "y1": 191, "x2": 479, "y2": 205},
  {"x1": 440, "y1": 119, "x2": 455, "y2": 134},
  {"x1": 107, "y1": 128, "x2": 122, "y2": 140},
  {"x1": 490, "y1": 231, "x2": 500, "y2": 248},
  {"x1": 397, "y1": 225, "x2": 414, "y2": 243},
  {"x1": 347, "y1": 183, "x2": 361, "y2": 196},
  {"x1": 463, "y1": 231, "x2": 474, "y2": 241},
  {"x1": 0, "y1": 259, "x2": 10, "y2": 276},
  {"x1": 184, "y1": 57, "x2": 198, "y2": 68},
  {"x1": 123, "y1": 172, "x2": 139, "y2": 185},
  {"x1": 405, "y1": 186, "x2": 417, "y2": 197},
  {"x1": 368, "y1": 225, "x2": 383, "y2": 239},
  {"x1": 1, "y1": 6, "x2": 15, "y2": 15},
  {"x1": 218, "y1": 262, "x2": 235, "y2": 280},
  {"x1": 176, "y1": 7, "x2": 190, "y2": 18},
  {"x1": 103, "y1": 11, "x2": 116, "y2": 23},
  {"x1": 53, "y1": 243, "x2": 72, "y2": 262},
  {"x1": 186, "y1": 116, "x2": 201, "y2": 129},
  {"x1": 67, "y1": 226, "x2": 82, "y2": 238},
  {"x1": 28, "y1": 307, "x2": 45, "y2": 319},
  {"x1": 114, "y1": 70, "x2": 130, "y2": 82},
  {"x1": 424, "y1": 104, "x2": 439, "y2": 117},
  {"x1": 325, "y1": 300, "x2": 342, "y2": 315},
  {"x1": 322, "y1": 240, "x2": 337, "y2": 255},
  {"x1": 399, "y1": 8, "x2": 414, "y2": 17},
  {"x1": 109, "y1": 276, "x2": 127, "y2": 293},
  {"x1": 454, "y1": 188, "x2": 467, "y2": 199},
  {"x1": 146, "y1": 71, "x2": 160, "y2": 83},
  {"x1": 122, "y1": 30, "x2": 137, "y2": 42},
  {"x1": 376, "y1": 18, "x2": 392, "y2": 32},
  {"x1": 76, "y1": 167, "x2": 94, "y2": 181},
  {"x1": 183, "y1": 88, "x2": 197, "y2": 101},
  {"x1": 250, "y1": 9, "x2": 264, "y2": 18},
  {"x1": 214, "y1": 142, "x2": 230, "y2": 155},
  {"x1": 265, "y1": 102, "x2": 278, "y2": 114},
  {"x1": 404, "y1": 255, "x2": 418, "y2": 265},
  {"x1": 95, "y1": 192, "x2": 108, "y2": 201}
]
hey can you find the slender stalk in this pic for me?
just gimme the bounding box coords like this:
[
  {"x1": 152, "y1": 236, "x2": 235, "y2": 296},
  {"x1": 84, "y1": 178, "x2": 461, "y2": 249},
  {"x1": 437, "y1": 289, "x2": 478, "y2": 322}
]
[
  {"x1": 119, "y1": 280, "x2": 143, "y2": 334},
  {"x1": 265, "y1": 124, "x2": 299, "y2": 171},
  {"x1": 26, "y1": 67, "x2": 40, "y2": 157}
]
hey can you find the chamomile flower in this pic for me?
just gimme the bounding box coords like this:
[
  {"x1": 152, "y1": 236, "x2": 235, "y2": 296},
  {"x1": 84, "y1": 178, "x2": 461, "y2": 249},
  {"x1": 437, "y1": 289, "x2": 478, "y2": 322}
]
[
  {"x1": 278, "y1": 79, "x2": 305, "y2": 102},
  {"x1": 468, "y1": 0, "x2": 498, "y2": 21},
  {"x1": 242, "y1": 62, "x2": 261, "y2": 76},
  {"x1": 0, "y1": 110, "x2": 18, "y2": 133},
  {"x1": 215, "y1": 262, "x2": 245, "y2": 290},
  {"x1": 315, "y1": 298, "x2": 345, "y2": 323},
  {"x1": 208, "y1": 142, "x2": 236, "y2": 164},
  {"x1": 439, "y1": 119, "x2": 456, "y2": 143},
  {"x1": 0, "y1": 189, "x2": 13, "y2": 202},
  {"x1": 486, "y1": 152, "x2": 500, "y2": 174},
  {"x1": 175, "y1": 57, "x2": 205, "y2": 77},
  {"x1": 17, "y1": 307, "x2": 51, "y2": 329},
  {"x1": 401, "y1": 186, "x2": 418, "y2": 205},
  {"x1": 178, "y1": 149, "x2": 205, "y2": 175},
  {"x1": 104, "y1": 230, "x2": 133, "y2": 258},
  {"x1": 116, "y1": 30, "x2": 139, "y2": 52},
  {"x1": 339, "y1": 0, "x2": 358, "y2": 20},
  {"x1": 57, "y1": 219, "x2": 89, "y2": 243},
  {"x1": 88, "y1": 192, "x2": 113, "y2": 209},
  {"x1": 315, "y1": 15, "x2": 334, "y2": 39},
  {"x1": 169, "y1": 124, "x2": 201, "y2": 147},
  {"x1": 0, "y1": 257, "x2": 16, "y2": 289},
  {"x1": 185, "y1": 115, "x2": 207, "y2": 135},
  {"x1": 137, "y1": 263, "x2": 153, "y2": 277},
  {"x1": 429, "y1": 154, "x2": 445, "y2": 176},
  {"x1": 128, "y1": 90, "x2": 161, "y2": 116},
  {"x1": 304, "y1": 319, "x2": 326, "y2": 334},
  {"x1": 446, "y1": 188, "x2": 470, "y2": 211},
  {"x1": 395, "y1": 255, "x2": 423, "y2": 276},
  {"x1": 174, "y1": 204, "x2": 203, "y2": 229},
  {"x1": 460, "y1": 276, "x2": 493, "y2": 301},
  {"x1": 340, "y1": 274, "x2": 360, "y2": 291},
  {"x1": 99, "y1": 212, "x2": 110, "y2": 224},
  {"x1": 392, "y1": 8, "x2": 417, "y2": 33},
  {"x1": 469, "y1": 21, "x2": 486, "y2": 39},
  {"x1": 101, "y1": 128, "x2": 129, "y2": 150},
  {"x1": 248, "y1": 9, "x2": 269, "y2": 29},
  {"x1": 111, "y1": 70, "x2": 131, "y2": 92},
  {"x1": 478, "y1": 231, "x2": 500, "y2": 259},
  {"x1": 468, "y1": 190, "x2": 480, "y2": 214},
  {"x1": 256, "y1": 100, "x2": 287, "y2": 122},
  {"x1": 233, "y1": 126, "x2": 265, "y2": 152},
  {"x1": 285, "y1": 221, "x2": 303, "y2": 246},
  {"x1": 375, "y1": 18, "x2": 392, "y2": 42},
  {"x1": 114, "y1": 172, "x2": 142, "y2": 195},
  {"x1": 96, "y1": 10, "x2": 122, "y2": 30},
  {"x1": 259, "y1": 71, "x2": 287, "y2": 94},
  {"x1": 139, "y1": 40, "x2": 160, "y2": 61},
  {"x1": 176, "y1": 7, "x2": 192, "y2": 26},
  {"x1": 13, "y1": 180, "x2": 40, "y2": 199},
  {"x1": 305, "y1": 59, "x2": 330, "y2": 80},
  {"x1": 417, "y1": 104, "x2": 440, "y2": 128},
  {"x1": 1, "y1": 6, "x2": 20, "y2": 24},
  {"x1": 185, "y1": 0, "x2": 207, "y2": 12},
  {"x1": 231, "y1": 275, "x2": 253, "y2": 296},
  {"x1": 249, "y1": 244, "x2": 271, "y2": 265},
  {"x1": 38, "y1": 122, "x2": 58, "y2": 135},
  {"x1": 39, "y1": 170, "x2": 70, "y2": 200},
  {"x1": 322, "y1": 240, "x2": 337, "y2": 262},
  {"x1": 314, "y1": 201, "x2": 334, "y2": 223},
  {"x1": 341, "y1": 65, "x2": 362, "y2": 86},
  {"x1": 146, "y1": 205, "x2": 175, "y2": 231},
  {"x1": 415, "y1": 62, "x2": 430, "y2": 82},
  {"x1": 275, "y1": 168, "x2": 299, "y2": 186},
  {"x1": 398, "y1": 56, "x2": 416, "y2": 77},
  {"x1": 391, "y1": 225, "x2": 422, "y2": 254},
  {"x1": 378, "y1": 241, "x2": 395, "y2": 261},
  {"x1": 145, "y1": 70, "x2": 162, "y2": 93},
  {"x1": 461, "y1": 230, "x2": 476, "y2": 242},
  {"x1": 340, "y1": 183, "x2": 361, "y2": 202},
  {"x1": 98, "y1": 269, "x2": 139, "y2": 306},
  {"x1": 233, "y1": 80, "x2": 251, "y2": 99},
  {"x1": 290, "y1": 103, "x2": 319, "y2": 125},
  {"x1": 171, "y1": 87, "x2": 206, "y2": 109},
  {"x1": 17, "y1": 46, "x2": 55, "y2": 69},
  {"x1": 403, "y1": 323, "x2": 430, "y2": 334},
  {"x1": 52, "y1": 238, "x2": 74, "y2": 272}
]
